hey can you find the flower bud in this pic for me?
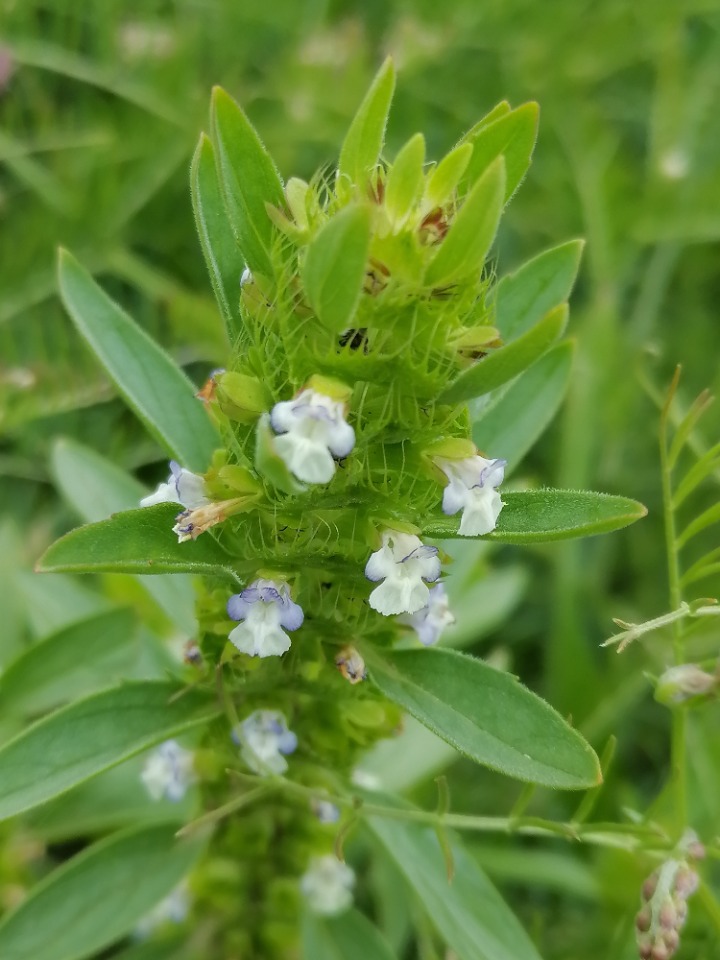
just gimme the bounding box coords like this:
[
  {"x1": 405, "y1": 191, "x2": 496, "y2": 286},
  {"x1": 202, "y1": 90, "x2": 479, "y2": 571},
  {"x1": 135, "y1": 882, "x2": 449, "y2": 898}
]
[
  {"x1": 655, "y1": 664, "x2": 717, "y2": 706},
  {"x1": 215, "y1": 371, "x2": 271, "y2": 423}
]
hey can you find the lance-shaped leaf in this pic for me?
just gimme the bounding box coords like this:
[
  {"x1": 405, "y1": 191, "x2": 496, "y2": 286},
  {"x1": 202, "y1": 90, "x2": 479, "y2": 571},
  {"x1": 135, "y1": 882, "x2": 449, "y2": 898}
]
[
  {"x1": 0, "y1": 608, "x2": 138, "y2": 717},
  {"x1": 57, "y1": 250, "x2": 218, "y2": 472},
  {"x1": 0, "y1": 823, "x2": 203, "y2": 960},
  {"x1": 52, "y1": 438, "x2": 196, "y2": 634},
  {"x1": 302, "y1": 909, "x2": 398, "y2": 960},
  {"x1": 210, "y1": 86, "x2": 285, "y2": 277},
  {"x1": 300, "y1": 205, "x2": 372, "y2": 331},
  {"x1": 461, "y1": 103, "x2": 539, "y2": 201},
  {"x1": 424, "y1": 142, "x2": 473, "y2": 209},
  {"x1": 423, "y1": 489, "x2": 647, "y2": 543},
  {"x1": 495, "y1": 239, "x2": 584, "y2": 339},
  {"x1": 366, "y1": 794, "x2": 542, "y2": 960},
  {"x1": 472, "y1": 340, "x2": 575, "y2": 473},
  {"x1": 385, "y1": 133, "x2": 425, "y2": 228},
  {"x1": 425, "y1": 157, "x2": 505, "y2": 288},
  {"x1": 439, "y1": 303, "x2": 567, "y2": 405},
  {"x1": 0, "y1": 681, "x2": 217, "y2": 821},
  {"x1": 338, "y1": 57, "x2": 395, "y2": 188},
  {"x1": 368, "y1": 648, "x2": 600, "y2": 789},
  {"x1": 36, "y1": 505, "x2": 233, "y2": 577},
  {"x1": 191, "y1": 133, "x2": 245, "y2": 340}
]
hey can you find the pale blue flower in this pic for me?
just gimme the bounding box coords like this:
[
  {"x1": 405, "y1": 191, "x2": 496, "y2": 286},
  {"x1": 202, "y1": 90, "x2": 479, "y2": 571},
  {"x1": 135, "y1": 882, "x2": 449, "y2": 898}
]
[
  {"x1": 437, "y1": 455, "x2": 506, "y2": 536},
  {"x1": 270, "y1": 389, "x2": 355, "y2": 484},
  {"x1": 400, "y1": 582, "x2": 454, "y2": 645},
  {"x1": 233, "y1": 709, "x2": 298, "y2": 775},
  {"x1": 365, "y1": 530, "x2": 441, "y2": 615},
  {"x1": 140, "y1": 460, "x2": 209, "y2": 510},
  {"x1": 141, "y1": 740, "x2": 195, "y2": 802},
  {"x1": 227, "y1": 579, "x2": 303, "y2": 657}
]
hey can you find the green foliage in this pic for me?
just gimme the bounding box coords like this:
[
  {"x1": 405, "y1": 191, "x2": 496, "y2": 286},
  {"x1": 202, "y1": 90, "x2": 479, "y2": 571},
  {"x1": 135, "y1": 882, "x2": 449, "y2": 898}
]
[
  {"x1": 0, "y1": 683, "x2": 216, "y2": 820},
  {"x1": 57, "y1": 250, "x2": 219, "y2": 471},
  {"x1": 424, "y1": 489, "x2": 647, "y2": 542},
  {"x1": 0, "y1": 823, "x2": 203, "y2": 960},
  {"x1": 369, "y1": 648, "x2": 600, "y2": 788},
  {"x1": 302, "y1": 909, "x2": 398, "y2": 960},
  {"x1": 338, "y1": 57, "x2": 396, "y2": 189},
  {"x1": 0, "y1": 608, "x2": 139, "y2": 717},
  {"x1": 300, "y1": 205, "x2": 372, "y2": 331},
  {"x1": 461, "y1": 102, "x2": 539, "y2": 202},
  {"x1": 37, "y1": 505, "x2": 233, "y2": 576},
  {"x1": 210, "y1": 86, "x2": 285, "y2": 277},
  {"x1": 368, "y1": 796, "x2": 543, "y2": 960}
]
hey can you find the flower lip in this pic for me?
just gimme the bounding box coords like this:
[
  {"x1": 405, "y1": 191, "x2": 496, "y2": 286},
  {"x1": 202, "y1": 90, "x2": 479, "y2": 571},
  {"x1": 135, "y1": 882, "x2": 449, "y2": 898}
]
[
  {"x1": 227, "y1": 578, "x2": 303, "y2": 657},
  {"x1": 365, "y1": 530, "x2": 442, "y2": 616}
]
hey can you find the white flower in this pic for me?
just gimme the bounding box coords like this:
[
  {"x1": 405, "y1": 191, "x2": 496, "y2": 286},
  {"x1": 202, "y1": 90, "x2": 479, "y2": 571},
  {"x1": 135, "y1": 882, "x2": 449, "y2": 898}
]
[
  {"x1": 365, "y1": 530, "x2": 441, "y2": 615},
  {"x1": 233, "y1": 709, "x2": 298, "y2": 775},
  {"x1": 135, "y1": 884, "x2": 189, "y2": 938},
  {"x1": 436, "y1": 455, "x2": 506, "y2": 536},
  {"x1": 400, "y1": 582, "x2": 454, "y2": 645},
  {"x1": 227, "y1": 579, "x2": 303, "y2": 658},
  {"x1": 140, "y1": 461, "x2": 209, "y2": 510},
  {"x1": 270, "y1": 389, "x2": 355, "y2": 484},
  {"x1": 301, "y1": 855, "x2": 355, "y2": 916},
  {"x1": 141, "y1": 740, "x2": 195, "y2": 802}
]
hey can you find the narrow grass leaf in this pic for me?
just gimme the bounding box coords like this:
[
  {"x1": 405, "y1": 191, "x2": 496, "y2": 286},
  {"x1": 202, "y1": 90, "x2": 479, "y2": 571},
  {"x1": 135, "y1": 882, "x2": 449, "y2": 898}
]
[
  {"x1": 423, "y1": 489, "x2": 647, "y2": 543},
  {"x1": 0, "y1": 823, "x2": 203, "y2": 960},
  {"x1": 672, "y1": 441, "x2": 720, "y2": 508},
  {"x1": 0, "y1": 682, "x2": 217, "y2": 821},
  {"x1": 368, "y1": 648, "x2": 600, "y2": 788},
  {"x1": 676, "y1": 502, "x2": 720, "y2": 550},
  {"x1": 439, "y1": 303, "x2": 567, "y2": 404},
  {"x1": 57, "y1": 250, "x2": 218, "y2": 472}
]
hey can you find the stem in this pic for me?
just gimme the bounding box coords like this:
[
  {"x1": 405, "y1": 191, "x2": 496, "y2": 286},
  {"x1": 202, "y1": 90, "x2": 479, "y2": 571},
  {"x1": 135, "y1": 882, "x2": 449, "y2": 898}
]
[
  {"x1": 249, "y1": 774, "x2": 671, "y2": 854},
  {"x1": 659, "y1": 368, "x2": 688, "y2": 833}
]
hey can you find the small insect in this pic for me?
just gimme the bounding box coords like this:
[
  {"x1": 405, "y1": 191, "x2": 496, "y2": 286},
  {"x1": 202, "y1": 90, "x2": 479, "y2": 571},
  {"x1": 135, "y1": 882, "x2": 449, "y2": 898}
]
[
  {"x1": 338, "y1": 327, "x2": 369, "y2": 353},
  {"x1": 195, "y1": 367, "x2": 225, "y2": 403},
  {"x1": 335, "y1": 645, "x2": 367, "y2": 684}
]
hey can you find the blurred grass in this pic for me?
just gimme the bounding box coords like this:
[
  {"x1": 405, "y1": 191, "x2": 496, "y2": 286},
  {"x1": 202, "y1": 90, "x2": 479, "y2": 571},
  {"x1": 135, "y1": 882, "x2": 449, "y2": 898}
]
[{"x1": 2, "y1": 0, "x2": 720, "y2": 956}]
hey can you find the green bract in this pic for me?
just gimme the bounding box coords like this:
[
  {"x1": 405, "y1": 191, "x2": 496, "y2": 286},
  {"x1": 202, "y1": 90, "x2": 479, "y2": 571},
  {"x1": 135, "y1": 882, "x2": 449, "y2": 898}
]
[{"x1": 15, "y1": 60, "x2": 650, "y2": 960}]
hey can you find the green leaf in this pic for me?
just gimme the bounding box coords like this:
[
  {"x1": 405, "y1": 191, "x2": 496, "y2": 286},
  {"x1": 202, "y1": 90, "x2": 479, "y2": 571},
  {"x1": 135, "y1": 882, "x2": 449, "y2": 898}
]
[
  {"x1": 425, "y1": 157, "x2": 505, "y2": 288},
  {"x1": 423, "y1": 489, "x2": 647, "y2": 542},
  {"x1": 676, "y1": 502, "x2": 720, "y2": 550},
  {"x1": 424, "y1": 142, "x2": 473, "y2": 209},
  {"x1": 385, "y1": 133, "x2": 425, "y2": 228},
  {"x1": 444, "y1": 566, "x2": 528, "y2": 649},
  {"x1": 300, "y1": 205, "x2": 372, "y2": 331},
  {"x1": 472, "y1": 340, "x2": 575, "y2": 473},
  {"x1": 439, "y1": 303, "x2": 567, "y2": 404},
  {"x1": 0, "y1": 608, "x2": 138, "y2": 717},
  {"x1": 366, "y1": 794, "x2": 542, "y2": 960},
  {"x1": 51, "y1": 438, "x2": 196, "y2": 634},
  {"x1": 36, "y1": 505, "x2": 232, "y2": 577},
  {"x1": 26, "y1": 758, "x2": 196, "y2": 841},
  {"x1": 0, "y1": 822, "x2": 203, "y2": 960},
  {"x1": 458, "y1": 101, "x2": 511, "y2": 145},
  {"x1": 302, "y1": 908, "x2": 398, "y2": 960},
  {"x1": 495, "y1": 239, "x2": 584, "y2": 339},
  {"x1": 462, "y1": 103, "x2": 539, "y2": 201},
  {"x1": 57, "y1": 249, "x2": 218, "y2": 472},
  {"x1": 0, "y1": 681, "x2": 217, "y2": 822},
  {"x1": 338, "y1": 57, "x2": 395, "y2": 188},
  {"x1": 16, "y1": 571, "x2": 109, "y2": 638},
  {"x1": 210, "y1": 86, "x2": 285, "y2": 277},
  {"x1": 361, "y1": 716, "x2": 457, "y2": 794},
  {"x1": 191, "y1": 133, "x2": 245, "y2": 341},
  {"x1": 368, "y1": 648, "x2": 600, "y2": 788}
]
